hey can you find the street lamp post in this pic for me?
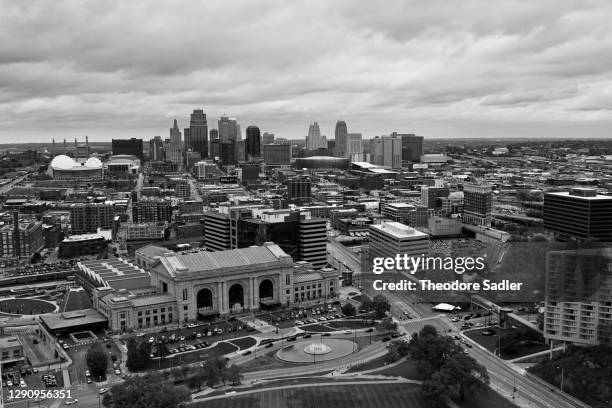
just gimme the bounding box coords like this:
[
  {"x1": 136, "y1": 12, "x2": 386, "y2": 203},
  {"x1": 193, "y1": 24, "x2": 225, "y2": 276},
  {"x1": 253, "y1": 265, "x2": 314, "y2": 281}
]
[{"x1": 556, "y1": 365, "x2": 564, "y2": 391}]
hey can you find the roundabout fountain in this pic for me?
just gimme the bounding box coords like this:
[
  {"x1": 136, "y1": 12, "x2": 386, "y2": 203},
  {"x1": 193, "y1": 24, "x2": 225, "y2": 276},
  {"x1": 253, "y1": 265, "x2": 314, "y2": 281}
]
[{"x1": 276, "y1": 337, "x2": 357, "y2": 363}]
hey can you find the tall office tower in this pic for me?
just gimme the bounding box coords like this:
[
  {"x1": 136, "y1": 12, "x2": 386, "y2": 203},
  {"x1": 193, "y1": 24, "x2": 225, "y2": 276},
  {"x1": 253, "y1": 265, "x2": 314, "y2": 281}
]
[
  {"x1": 346, "y1": 133, "x2": 363, "y2": 162},
  {"x1": 203, "y1": 212, "x2": 231, "y2": 251},
  {"x1": 370, "y1": 136, "x2": 401, "y2": 168},
  {"x1": 235, "y1": 140, "x2": 246, "y2": 162},
  {"x1": 263, "y1": 144, "x2": 291, "y2": 166},
  {"x1": 544, "y1": 248, "x2": 612, "y2": 345},
  {"x1": 132, "y1": 198, "x2": 173, "y2": 223},
  {"x1": 394, "y1": 133, "x2": 424, "y2": 164},
  {"x1": 209, "y1": 128, "x2": 218, "y2": 141},
  {"x1": 286, "y1": 176, "x2": 312, "y2": 205},
  {"x1": 543, "y1": 188, "x2": 612, "y2": 240},
  {"x1": 369, "y1": 221, "x2": 429, "y2": 264},
  {"x1": 219, "y1": 142, "x2": 236, "y2": 166},
  {"x1": 306, "y1": 122, "x2": 325, "y2": 150},
  {"x1": 218, "y1": 115, "x2": 239, "y2": 143},
  {"x1": 168, "y1": 119, "x2": 184, "y2": 170},
  {"x1": 185, "y1": 109, "x2": 208, "y2": 159},
  {"x1": 245, "y1": 126, "x2": 261, "y2": 159},
  {"x1": 210, "y1": 139, "x2": 220, "y2": 161},
  {"x1": 0, "y1": 217, "x2": 44, "y2": 260},
  {"x1": 462, "y1": 183, "x2": 493, "y2": 226},
  {"x1": 112, "y1": 138, "x2": 144, "y2": 162},
  {"x1": 298, "y1": 214, "x2": 327, "y2": 269},
  {"x1": 334, "y1": 121, "x2": 348, "y2": 157},
  {"x1": 421, "y1": 186, "x2": 450, "y2": 209},
  {"x1": 69, "y1": 203, "x2": 115, "y2": 234},
  {"x1": 149, "y1": 136, "x2": 164, "y2": 161},
  {"x1": 262, "y1": 132, "x2": 275, "y2": 145}
]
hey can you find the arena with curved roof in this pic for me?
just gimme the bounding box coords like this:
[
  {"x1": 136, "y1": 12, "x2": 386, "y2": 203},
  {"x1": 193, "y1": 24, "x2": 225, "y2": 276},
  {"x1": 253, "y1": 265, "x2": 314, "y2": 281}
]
[
  {"x1": 294, "y1": 156, "x2": 350, "y2": 170},
  {"x1": 48, "y1": 154, "x2": 103, "y2": 180}
]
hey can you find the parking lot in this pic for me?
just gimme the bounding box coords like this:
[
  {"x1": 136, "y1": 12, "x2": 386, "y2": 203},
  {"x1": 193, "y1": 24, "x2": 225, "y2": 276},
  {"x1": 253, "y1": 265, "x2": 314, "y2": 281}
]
[
  {"x1": 61, "y1": 332, "x2": 122, "y2": 385},
  {"x1": 2, "y1": 367, "x2": 64, "y2": 404},
  {"x1": 256, "y1": 302, "x2": 344, "y2": 329}
]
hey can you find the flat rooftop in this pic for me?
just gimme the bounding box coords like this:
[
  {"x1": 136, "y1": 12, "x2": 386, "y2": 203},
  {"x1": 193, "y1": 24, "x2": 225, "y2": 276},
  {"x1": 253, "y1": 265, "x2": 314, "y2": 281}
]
[
  {"x1": 370, "y1": 221, "x2": 429, "y2": 239},
  {"x1": 78, "y1": 258, "x2": 149, "y2": 287},
  {"x1": 0, "y1": 336, "x2": 21, "y2": 348},
  {"x1": 40, "y1": 309, "x2": 107, "y2": 331},
  {"x1": 545, "y1": 191, "x2": 612, "y2": 200}
]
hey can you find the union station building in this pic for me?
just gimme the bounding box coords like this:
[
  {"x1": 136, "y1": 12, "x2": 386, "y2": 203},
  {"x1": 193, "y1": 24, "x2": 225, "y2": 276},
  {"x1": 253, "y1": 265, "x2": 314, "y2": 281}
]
[{"x1": 89, "y1": 243, "x2": 339, "y2": 331}]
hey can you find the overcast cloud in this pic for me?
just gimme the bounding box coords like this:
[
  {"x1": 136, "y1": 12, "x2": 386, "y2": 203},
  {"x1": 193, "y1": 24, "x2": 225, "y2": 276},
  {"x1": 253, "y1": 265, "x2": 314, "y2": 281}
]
[{"x1": 1, "y1": 0, "x2": 611, "y2": 142}]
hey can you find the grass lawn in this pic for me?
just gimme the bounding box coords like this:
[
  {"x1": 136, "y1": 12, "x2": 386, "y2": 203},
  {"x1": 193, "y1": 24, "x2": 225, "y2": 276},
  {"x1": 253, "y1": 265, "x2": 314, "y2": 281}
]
[
  {"x1": 376, "y1": 359, "x2": 426, "y2": 380},
  {"x1": 463, "y1": 328, "x2": 547, "y2": 360},
  {"x1": 344, "y1": 355, "x2": 389, "y2": 373},
  {"x1": 326, "y1": 320, "x2": 375, "y2": 329},
  {"x1": 301, "y1": 324, "x2": 335, "y2": 332},
  {"x1": 146, "y1": 342, "x2": 238, "y2": 370},
  {"x1": 61, "y1": 289, "x2": 92, "y2": 312},
  {"x1": 192, "y1": 383, "x2": 429, "y2": 408},
  {"x1": 458, "y1": 390, "x2": 519, "y2": 408},
  {"x1": 239, "y1": 350, "x2": 305, "y2": 372},
  {"x1": 228, "y1": 337, "x2": 256, "y2": 350},
  {"x1": 0, "y1": 298, "x2": 56, "y2": 314}
]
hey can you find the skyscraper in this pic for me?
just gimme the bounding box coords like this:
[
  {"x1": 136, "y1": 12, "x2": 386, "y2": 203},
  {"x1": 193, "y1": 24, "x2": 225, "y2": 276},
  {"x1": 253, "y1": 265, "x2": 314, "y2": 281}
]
[
  {"x1": 395, "y1": 133, "x2": 424, "y2": 164},
  {"x1": 262, "y1": 132, "x2": 275, "y2": 145},
  {"x1": 112, "y1": 138, "x2": 144, "y2": 162},
  {"x1": 462, "y1": 183, "x2": 493, "y2": 226},
  {"x1": 544, "y1": 248, "x2": 612, "y2": 345},
  {"x1": 370, "y1": 136, "x2": 401, "y2": 168},
  {"x1": 334, "y1": 121, "x2": 348, "y2": 157},
  {"x1": 210, "y1": 128, "x2": 218, "y2": 141},
  {"x1": 306, "y1": 122, "x2": 326, "y2": 151},
  {"x1": 543, "y1": 188, "x2": 612, "y2": 240},
  {"x1": 245, "y1": 126, "x2": 261, "y2": 159},
  {"x1": 218, "y1": 115, "x2": 239, "y2": 143},
  {"x1": 168, "y1": 119, "x2": 184, "y2": 170},
  {"x1": 185, "y1": 109, "x2": 208, "y2": 159},
  {"x1": 345, "y1": 133, "x2": 363, "y2": 162},
  {"x1": 263, "y1": 144, "x2": 291, "y2": 166},
  {"x1": 149, "y1": 136, "x2": 164, "y2": 161}
]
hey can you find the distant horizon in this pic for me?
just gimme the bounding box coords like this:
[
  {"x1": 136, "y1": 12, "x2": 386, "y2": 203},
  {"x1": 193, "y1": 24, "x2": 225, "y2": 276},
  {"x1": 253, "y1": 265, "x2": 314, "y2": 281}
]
[
  {"x1": 2, "y1": 1, "x2": 612, "y2": 142},
  {"x1": 2, "y1": 134, "x2": 612, "y2": 149}
]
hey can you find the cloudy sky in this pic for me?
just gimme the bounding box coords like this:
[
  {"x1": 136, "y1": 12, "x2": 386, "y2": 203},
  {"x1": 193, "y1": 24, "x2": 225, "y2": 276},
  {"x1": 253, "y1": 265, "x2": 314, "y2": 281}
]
[{"x1": 1, "y1": 0, "x2": 612, "y2": 143}]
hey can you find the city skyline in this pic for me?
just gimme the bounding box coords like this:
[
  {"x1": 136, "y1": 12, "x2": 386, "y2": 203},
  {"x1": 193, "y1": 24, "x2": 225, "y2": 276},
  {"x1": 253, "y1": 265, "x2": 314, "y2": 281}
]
[{"x1": 2, "y1": 1, "x2": 612, "y2": 142}]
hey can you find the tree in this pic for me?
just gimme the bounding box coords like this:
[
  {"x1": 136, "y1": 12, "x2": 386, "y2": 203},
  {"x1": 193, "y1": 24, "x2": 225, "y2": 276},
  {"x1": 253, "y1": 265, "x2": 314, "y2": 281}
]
[
  {"x1": 408, "y1": 326, "x2": 462, "y2": 376},
  {"x1": 227, "y1": 364, "x2": 243, "y2": 385},
  {"x1": 186, "y1": 367, "x2": 205, "y2": 391},
  {"x1": 386, "y1": 339, "x2": 411, "y2": 363},
  {"x1": 86, "y1": 345, "x2": 108, "y2": 380},
  {"x1": 421, "y1": 378, "x2": 449, "y2": 408},
  {"x1": 30, "y1": 252, "x2": 42, "y2": 264},
  {"x1": 371, "y1": 294, "x2": 391, "y2": 318},
  {"x1": 341, "y1": 302, "x2": 356, "y2": 317},
  {"x1": 436, "y1": 353, "x2": 489, "y2": 402},
  {"x1": 126, "y1": 339, "x2": 151, "y2": 372},
  {"x1": 102, "y1": 373, "x2": 191, "y2": 408},
  {"x1": 376, "y1": 317, "x2": 398, "y2": 334}
]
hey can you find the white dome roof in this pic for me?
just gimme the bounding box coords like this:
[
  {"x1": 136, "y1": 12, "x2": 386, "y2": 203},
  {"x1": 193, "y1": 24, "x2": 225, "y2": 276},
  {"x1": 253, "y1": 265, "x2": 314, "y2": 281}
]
[
  {"x1": 50, "y1": 155, "x2": 76, "y2": 170},
  {"x1": 84, "y1": 157, "x2": 102, "y2": 168}
]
